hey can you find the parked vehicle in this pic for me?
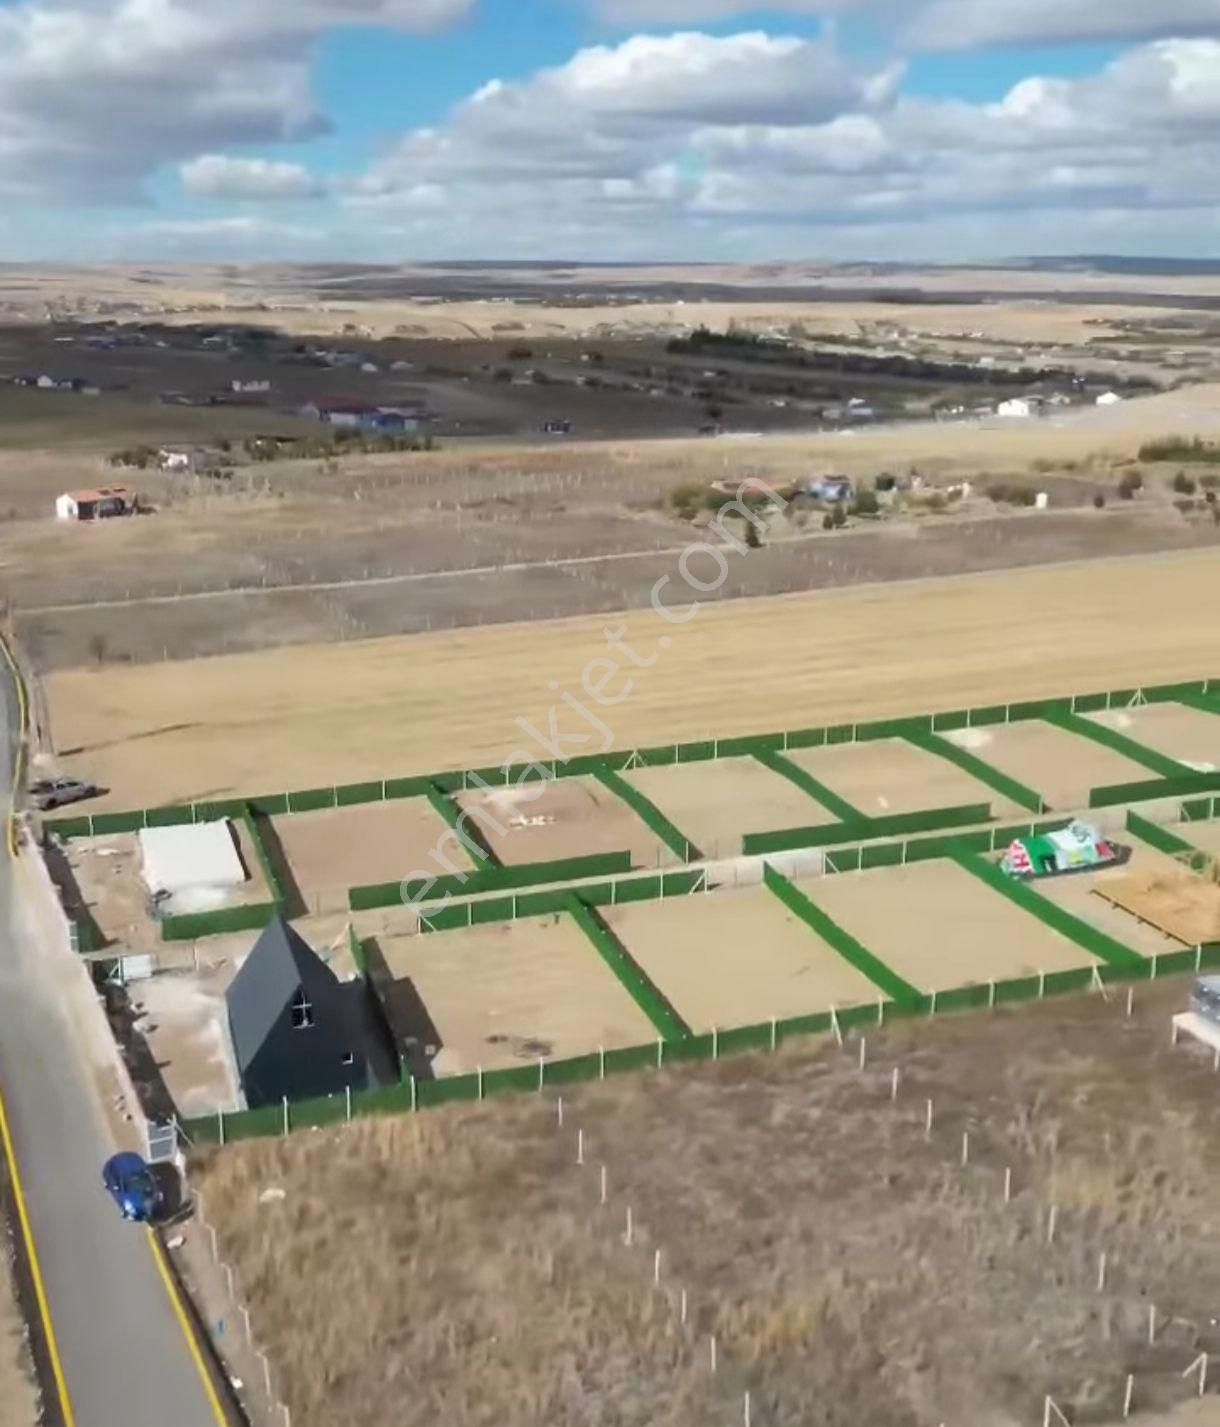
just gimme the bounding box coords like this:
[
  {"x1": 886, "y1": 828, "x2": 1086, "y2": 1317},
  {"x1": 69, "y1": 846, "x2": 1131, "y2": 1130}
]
[
  {"x1": 102, "y1": 1152, "x2": 162, "y2": 1223},
  {"x1": 1000, "y1": 820, "x2": 1128, "y2": 879},
  {"x1": 31, "y1": 777, "x2": 101, "y2": 811}
]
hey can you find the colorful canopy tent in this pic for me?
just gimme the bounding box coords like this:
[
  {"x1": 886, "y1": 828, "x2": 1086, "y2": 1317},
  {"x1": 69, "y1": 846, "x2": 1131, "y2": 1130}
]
[{"x1": 1000, "y1": 820, "x2": 1123, "y2": 879}]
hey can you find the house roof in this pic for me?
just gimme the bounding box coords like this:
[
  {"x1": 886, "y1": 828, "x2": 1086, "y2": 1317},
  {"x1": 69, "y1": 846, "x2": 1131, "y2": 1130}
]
[
  {"x1": 309, "y1": 398, "x2": 380, "y2": 415},
  {"x1": 63, "y1": 486, "x2": 131, "y2": 503},
  {"x1": 226, "y1": 917, "x2": 334, "y2": 1074}
]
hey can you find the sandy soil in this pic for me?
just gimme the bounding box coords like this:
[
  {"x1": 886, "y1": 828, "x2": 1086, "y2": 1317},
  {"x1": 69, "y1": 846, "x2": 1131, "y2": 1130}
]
[
  {"x1": 1096, "y1": 863, "x2": 1220, "y2": 947},
  {"x1": 785, "y1": 737, "x2": 1018, "y2": 818},
  {"x1": 605, "y1": 885, "x2": 879, "y2": 1031},
  {"x1": 456, "y1": 776, "x2": 667, "y2": 869},
  {"x1": 945, "y1": 718, "x2": 1154, "y2": 811},
  {"x1": 1180, "y1": 821, "x2": 1220, "y2": 858},
  {"x1": 1088, "y1": 704, "x2": 1220, "y2": 773},
  {"x1": 42, "y1": 549, "x2": 1220, "y2": 813},
  {"x1": 809, "y1": 860, "x2": 1096, "y2": 990},
  {"x1": 270, "y1": 799, "x2": 473, "y2": 908},
  {"x1": 132, "y1": 963, "x2": 240, "y2": 1116},
  {"x1": 1032, "y1": 843, "x2": 1189, "y2": 958},
  {"x1": 374, "y1": 916, "x2": 657, "y2": 1075},
  {"x1": 624, "y1": 758, "x2": 833, "y2": 859},
  {"x1": 64, "y1": 820, "x2": 271, "y2": 952}
]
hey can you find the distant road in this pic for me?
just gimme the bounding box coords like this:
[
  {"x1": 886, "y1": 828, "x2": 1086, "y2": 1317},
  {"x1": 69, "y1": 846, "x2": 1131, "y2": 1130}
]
[{"x1": 0, "y1": 659, "x2": 229, "y2": 1427}]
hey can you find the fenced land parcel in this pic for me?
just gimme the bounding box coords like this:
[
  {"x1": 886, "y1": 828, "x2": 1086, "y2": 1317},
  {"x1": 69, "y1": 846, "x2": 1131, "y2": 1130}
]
[{"x1": 193, "y1": 982, "x2": 1220, "y2": 1427}]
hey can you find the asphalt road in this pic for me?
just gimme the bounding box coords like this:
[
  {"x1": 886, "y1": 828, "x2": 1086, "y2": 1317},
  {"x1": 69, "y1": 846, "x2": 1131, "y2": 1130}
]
[{"x1": 0, "y1": 664, "x2": 225, "y2": 1427}]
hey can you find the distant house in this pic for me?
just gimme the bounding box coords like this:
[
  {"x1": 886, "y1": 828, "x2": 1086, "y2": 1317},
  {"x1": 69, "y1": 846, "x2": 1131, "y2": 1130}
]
[
  {"x1": 55, "y1": 486, "x2": 133, "y2": 521},
  {"x1": 1096, "y1": 391, "x2": 1123, "y2": 407},
  {"x1": 231, "y1": 379, "x2": 271, "y2": 395},
  {"x1": 226, "y1": 918, "x2": 371, "y2": 1110},
  {"x1": 542, "y1": 418, "x2": 572, "y2": 435},
  {"x1": 158, "y1": 446, "x2": 214, "y2": 473},
  {"x1": 798, "y1": 474, "x2": 854, "y2": 503},
  {"x1": 301, "y1": 399, "x2": 421, "y2": 433},
  {"x1": 997, "y1": 398, "x2": 1034, "y2": 419}
]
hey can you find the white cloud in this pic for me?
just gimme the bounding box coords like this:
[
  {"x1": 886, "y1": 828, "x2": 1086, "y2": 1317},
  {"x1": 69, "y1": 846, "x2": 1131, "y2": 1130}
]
[
  {"x1": 181, "y1": 154, "x2": 324, "y2": 200},
  {"x1": 588, "y1": 0, "x2": 861, "y2": 22},
  {"x1": 907, "y1": 0, "x2": 1220, "y2": 50},
  {"x1": 0, "y1": 0, "x2": 473, "y2": 202}
]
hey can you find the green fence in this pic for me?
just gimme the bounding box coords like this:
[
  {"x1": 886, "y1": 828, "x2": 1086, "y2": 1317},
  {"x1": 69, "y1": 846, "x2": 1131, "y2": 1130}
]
[
  {"x1": 182, "y1": 938, "x2": 1220, "y2": 1146},
  {"x1": 753, "y1": 748, "x2": 865, "y2": 822},
  {"x1": 742, "y1": 801, "x2": 992, "y2": 857},
  {"x1": 762, "y1": 863, "x2": 922, "y2": 1007},
  {"x1": 903, "y1": 727, "x2": 1046, "y2": 813},
  {"x1": 567, "y1": 896, "x2": 691, "y2": 1040},
  {"x1": 1182, "y1": 795, "x2": 1220, "y2": 823},
  {"x1": 1042, "y1": 707, "x2": 1188, "y2": 779},
  {"x1": 1088, "y1": 771, "x2": 1220, "y2": 809},
  {"x1": 351, "y1": 849, "x2": 636, "y2": 912},
  {"x1": 950, "y1": 851, "x2": 1146, "y2": 973},
  {"x1": 592, "y1": 764, "x2": 702, "y2": 862},
  {"x1": 1126, "y1": 810, "x2": 1212, "y2": 871}
]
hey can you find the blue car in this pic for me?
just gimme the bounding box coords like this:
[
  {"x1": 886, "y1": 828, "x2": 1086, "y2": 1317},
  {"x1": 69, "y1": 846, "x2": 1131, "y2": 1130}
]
[{"x1": 102, "y1": 1152, "x2": 161, "y2": 1223}]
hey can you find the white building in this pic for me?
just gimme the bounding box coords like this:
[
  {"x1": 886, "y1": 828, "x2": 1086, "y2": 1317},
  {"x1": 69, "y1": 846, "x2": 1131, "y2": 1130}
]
[
  {"x1": 55, "y1": 486, "x2": 133, "y2": 521},
  {"x1": 997, "y1": 398, "x2": 1034, "y2": 419},
  {"x1": 1096, "y1": 391, "x2": 1123, "y2": 407}
]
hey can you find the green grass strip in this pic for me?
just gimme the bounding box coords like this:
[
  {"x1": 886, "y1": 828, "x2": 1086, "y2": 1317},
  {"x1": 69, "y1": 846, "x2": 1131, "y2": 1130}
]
[
  {"x1": 425, "y1": 781, "x2": 498, "y2": 867},
  {"x1": 762, "y1": 863, "x2": 924, "y2": 1007},
  {"x1": 1043, "y1": 707, "x2": 1188, "y2": 779},
  {"x1": 1178, "y1": 690, "x2": 1220, "y2": 719},
  {"x1": 567, "y1": 896, "x2": 691, "y2": 1040},
  {"x1": 1126, "y1": 810, "x2": 1212, "y2": 872},
  {"x1": 754, "y1": 748, "x2": 865, "y2": 823},
  {"x1": 950, "y1": 850, "x2": 1146, "y2": 973},
  {"x1": 592, "y1": 764, "x2": 703, "y2": 861},
  {"x1": 904, "y1": 727, "x2": 1045, "y2": 814}
]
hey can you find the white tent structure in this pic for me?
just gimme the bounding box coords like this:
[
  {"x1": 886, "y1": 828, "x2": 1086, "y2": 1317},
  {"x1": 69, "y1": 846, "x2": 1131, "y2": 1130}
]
[
  {"x1": 1096, "y1": 391, "x2": 1123, "y2": 406},
  {"x1": 138, "y1": 821, "x2": 247, "y2": 913}
]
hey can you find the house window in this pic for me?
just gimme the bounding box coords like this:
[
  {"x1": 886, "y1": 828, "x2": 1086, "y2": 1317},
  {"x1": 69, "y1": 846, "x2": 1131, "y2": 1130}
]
[
  {"x1": 290, "y1": 989, "x2": 314, "y2": 1030},
  {"x1": 341, "y1": 1052, "x2": 355, "y2": 1067}
]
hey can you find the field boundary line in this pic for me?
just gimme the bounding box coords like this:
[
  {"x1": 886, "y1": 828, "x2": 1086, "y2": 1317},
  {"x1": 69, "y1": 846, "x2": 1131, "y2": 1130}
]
[
  {"x1": 145, "y1": 1229, "x2": 231, "y2": 1427},
  {"x1": 591, "y1": 764, "x2": 702, "y2": 862},
  {"x1": 904, "y1": 727, "x2": 1046, "y2": 814},
  {"x1": 762, "y1": 862, "x2": 923, "y2": 1007},
  {"x1": 567, "y1": 896, "x2": 691, "y2": 1040},
  {"x1": 1042, "y1": 707, "x2": 1189, "y2": 779},
  {"x1": 0, "y1": 1078, "x2": 77, "y2": 1427},
  {"x1": 753, "y1": 748, "x2": 865, "y2": 823},
  {"x1": 950, "y1": 850, "x2": 1146, "y2": 972}
]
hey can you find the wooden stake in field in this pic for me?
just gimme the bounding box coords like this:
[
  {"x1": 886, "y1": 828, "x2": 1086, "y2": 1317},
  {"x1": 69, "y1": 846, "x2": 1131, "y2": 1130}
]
[
  {"x1": 576, "y1": 1129, "x2": 584, "y2": 1166},
  {"x1": 1046, "y1": 1205, "x2": 1058, "y2": 1246},
  {"x1": 710, "y1": 1335, "x2": 718, "y2": 1374},
  {"x1": 924, "y1": 1098, "x2": 934, "y2": 1139},
  {"x1": 1003, "y1": 1166, "x2": 1012, "y2": 1205},
  {"x1": 1123, "y1": 1374, "x2": 1134, "y2": 1419},
  {"x1": 556, "y1": 1096, "x2": 564, "y2": 1128},
  {"x1": 624, "y1": 1206, "x2": 633, "y2": 1247},
  {"x1": 680, "y1": 1289, "x2": 688, "y2": 1325},
  {"x1": 960, "y1": 1131, "x2": 970, "y2": 1168},
  {"x1": 654, "y1": 1249, "x2": 662, "y2": 1286},
  {"x1": 1097, "y1": 1251, "x2": 1107, "y2": 1293},
  {"x1": 1126, "y1": 986, "x2": 1135, "y2": 1018},
  {"x1": 600, "y1": 1164, "x2": 607, "y2": 1206}
]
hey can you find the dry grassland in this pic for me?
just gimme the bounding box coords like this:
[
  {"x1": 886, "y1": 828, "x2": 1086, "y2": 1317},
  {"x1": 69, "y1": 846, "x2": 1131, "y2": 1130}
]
[
  {"x1": 194, "y1": 982, "x2": 1220, "y2": 1427},
  {"x1": 46, "y1": 547, "x2": 1220, "y2": 812}
]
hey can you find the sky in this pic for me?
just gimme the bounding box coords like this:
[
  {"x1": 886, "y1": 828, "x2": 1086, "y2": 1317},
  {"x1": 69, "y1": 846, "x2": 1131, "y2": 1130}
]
[{"x1": 2, "y1": 0, "x2": 1220, "y2": 262}]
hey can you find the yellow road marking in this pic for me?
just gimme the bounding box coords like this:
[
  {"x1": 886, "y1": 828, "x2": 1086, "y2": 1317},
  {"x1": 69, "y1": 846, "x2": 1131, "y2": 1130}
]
[
  {"x1": 0, "y1": 1080, "x2": 78, "y2": 1427},
  {"x1": 146, "y1": 1228, "x2": 231, "y2": 1426}
]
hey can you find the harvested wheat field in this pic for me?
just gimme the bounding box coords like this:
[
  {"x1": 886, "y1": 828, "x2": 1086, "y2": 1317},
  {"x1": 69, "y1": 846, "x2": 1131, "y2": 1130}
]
[
  {"x1": 809, "y1": 860, "x2": 1094, "y2": 990},
  {"x1": 1086, "y1": 704, "x2": 1220, "y2": 772},
  {"x1": 623, "y1": 758, "x2": 832, "y2": 859},
  {"x1": 194, "y1": 981, "x2": 1220, "y2": 1427},
  {"x1": 944, "y1": 719, "x2": 1151, "y2": 810},
  {"x1": 372, "y1": 916, "x2": 657, "y2": 1076},
  {"x1": 604, "y1": 885, "x2": 879, "y2": 1031},
  {"x1": 268, "y1": 799, "x2": 473, "y2": 910},
  {"x1": 784, "y1": 737, "x2": 1016, "y2": 818},
  {"x1": 45, "y1": 549, "x2": 1220, "y2": 814},
  {"x1": 456, "y1": 777, "x2": 669, "y2": 868}
]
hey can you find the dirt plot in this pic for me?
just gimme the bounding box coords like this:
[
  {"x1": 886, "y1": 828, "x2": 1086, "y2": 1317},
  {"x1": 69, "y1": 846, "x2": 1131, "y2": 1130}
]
[
  {"x1": 809, "y1": 860, "x2": 1095, "y2": 990},
  {"x1": 43, "y1": 548, "x2": 1220, "y2": 812},
  {"x1": 1177, "y1": 820, "x2": 1220, "y2": 858},
  {"x1": 1087, "y1": 703, "x2": 1220, "y2": 772},
  {"x1": 456, "y1": 776, "x2": 668, "y2": 869},
  {"x1": 1031, "y1": 841, "x2": 1188, "y2": 957},
  {"x1": 195, "y1": 981, "x2": 1220, "y2": 1427},
  {"x1": 61, "y1": 820, "x2": 271, "y2": 953},
  {"x1": 785, "y1": 737, "x2": 1017, "y2": 818},
  {"x1": 605, "y1": 885, "x2": 878, "y2": 1030},
  {"x1": 269, "y1": 799, "x2": 472, "y2": 909},
  {"x1": 624, "y1": 757, "x2": 832, "y2": 858},
  {"x1": 131, "y1": 962, "x2": 240, "y2": 1117},
  {"x1": 944, "y1": 718, "x2": 1153, "y2": 809},
  {"x1": 373, "y1": 917, "x2": 657, "y2": 1076}
]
